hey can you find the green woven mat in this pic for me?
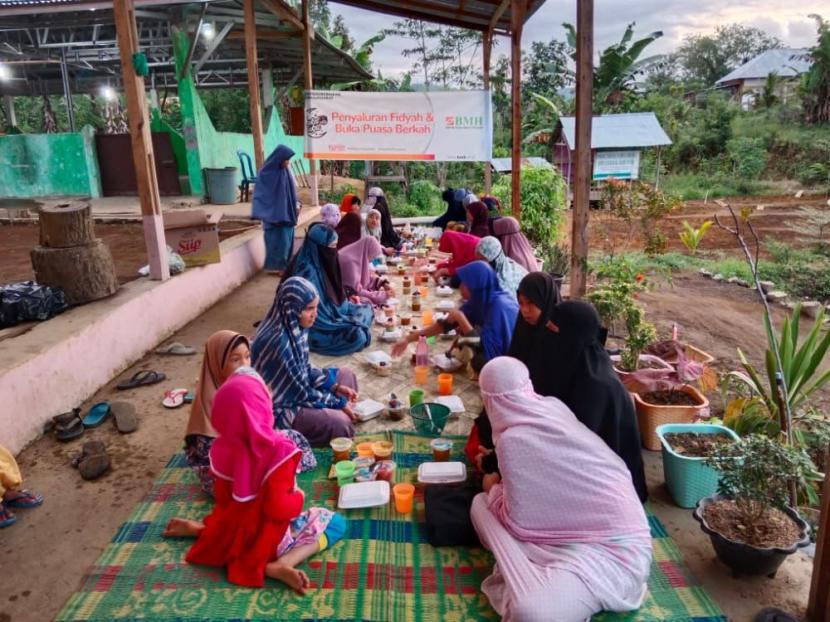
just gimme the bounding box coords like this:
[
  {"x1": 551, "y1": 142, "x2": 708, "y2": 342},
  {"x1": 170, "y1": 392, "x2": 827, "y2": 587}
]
[{"x1": 56, "y1": 431, "x2": 726, "y2": 622}]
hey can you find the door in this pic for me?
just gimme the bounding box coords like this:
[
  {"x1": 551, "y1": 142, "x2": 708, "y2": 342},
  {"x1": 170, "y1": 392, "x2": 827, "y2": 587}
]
[{"x1": 96, "y1": 133, "x2": 182, "y2": 196}]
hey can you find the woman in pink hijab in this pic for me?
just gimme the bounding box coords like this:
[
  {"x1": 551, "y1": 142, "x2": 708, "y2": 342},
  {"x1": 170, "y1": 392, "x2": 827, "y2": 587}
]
[
  {"x1": 471, "y1": 357, "x2": 651, "y2": 622},
  {"x1": 337, "y1": 237, "x2": 392, "y2": 306},
  {"x1": 492, "y1": 217, "x2": 540, "y2": 272}
]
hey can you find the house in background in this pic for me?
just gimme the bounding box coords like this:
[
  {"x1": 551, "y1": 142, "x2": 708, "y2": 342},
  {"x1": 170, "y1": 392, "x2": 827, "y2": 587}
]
[{"x1": 715, "y1": 48, "x2": 812, "y2": 109}]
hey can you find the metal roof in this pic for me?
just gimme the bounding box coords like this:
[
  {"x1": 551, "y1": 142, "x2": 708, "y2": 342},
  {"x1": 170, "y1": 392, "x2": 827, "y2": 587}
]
[
  {"x1": 490, "y1": 156, "x2": 551, "y2": 172},
  {"x1": 716, "y1": 48, "x2": 811, "y2": 85},
  {"x1": 0, "y1": 1, "x2": 371, "y2": 96},
  {"x1": 557, "y1": 112, "x2": 672, "y2": 150}
]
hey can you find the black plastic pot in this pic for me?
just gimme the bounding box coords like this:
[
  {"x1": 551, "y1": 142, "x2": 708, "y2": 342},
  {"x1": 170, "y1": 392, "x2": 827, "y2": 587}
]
[{"x1": 693, "y1": 494, "x2": 811, "y2": 578}]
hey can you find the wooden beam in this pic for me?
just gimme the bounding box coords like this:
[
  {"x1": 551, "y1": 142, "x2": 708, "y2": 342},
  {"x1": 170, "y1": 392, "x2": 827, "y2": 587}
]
[
  {"x1": 302, "y1": 0, "x2": 318, "y2": 206},
  {"x1": 193, "y1": 21, "x2": 235, "y2": 75},
  {"x1": 488, "y1": 0, "x2": 510, "y2": 31},
  {"x1": 808, "y1": 446, "x2": 830, "y2": 622},
  {"x1": 509, "y1": 0, "x2": 526, "y2": 218},
  {"x1": 227, "y1": 28, "x2": 298, "y2": 40},
  {"x1": 112, "y1": 0, "x2": 169, "y2": 281},
  {"x1": 259, "y1": 0, "x2": 306, "y2": 33},
  {"x1": 569, "y1": 0, "x2": 593, "y2": 299},
  {"x1": 328, "y1": 0, "x2": 494, "y2": 32},
  {"x1": 483, "y1": 27, "x2": 493, "y2": 194},
  {"x1": 244, "y1": 0, "x2": 265, "y2": 170}
]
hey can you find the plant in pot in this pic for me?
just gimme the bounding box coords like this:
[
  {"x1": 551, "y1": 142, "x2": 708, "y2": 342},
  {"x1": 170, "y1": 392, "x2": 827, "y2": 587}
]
[
  {"x1": 695, "y1": 434, "x2": 818, "y2": 577},
  {"x1": 540, "y1": 241, "x2": 570, "y2": 285},
  {"x1": 611, "y1": 306, "x2": 672, "y2": 381}
]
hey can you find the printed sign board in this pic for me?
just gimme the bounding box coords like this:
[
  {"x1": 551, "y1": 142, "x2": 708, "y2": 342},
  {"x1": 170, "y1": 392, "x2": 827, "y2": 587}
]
[
  {"x1": 304, "y1": 90, "x2": 492, "y2": 162},
  {"x1": 593, "y1": 150, "x2": 640, "y2": 180}
]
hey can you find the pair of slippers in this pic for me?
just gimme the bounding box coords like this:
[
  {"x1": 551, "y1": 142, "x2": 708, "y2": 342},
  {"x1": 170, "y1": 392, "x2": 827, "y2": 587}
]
[
  {"x1": 154, "y1": 342, "x2": 197, "y2": 356},
  {"x1": 163, "y1": 388, "x2": 194, "y2": 409},
  {"x1": 0, "y1": 490, "x2": 44, "y2": 529},
  {"x1": 117, "y1": 370, "x2": 166, "y2": 391},
  {"x1": 52, "y1": 402, "x2": 138, "y2": 441},
  {"x1": 71, "y1": 441, "x2": 111, "y2": 480}
]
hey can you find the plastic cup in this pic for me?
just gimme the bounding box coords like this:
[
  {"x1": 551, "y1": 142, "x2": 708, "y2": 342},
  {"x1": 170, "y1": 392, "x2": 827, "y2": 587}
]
[
  {"x1": 375, "y1": 460, "x2": 396, "y2": 482},
  {"x1": 400, "y1": 314, "x2": 411, "y2": 326},
  {"x1": 356, "y1": 442, "x2": 375, "y2": 460},
  {"x1": 393, "y1": 483, "x2": 415, "y2": 513},
  {"x1": 330, "y1": 437, "x2": 353, "y2": 463},
  {"x1": 437, "y1": 373, "x2": 453, "y2": 396},
  {"x1": 409, "y1": 389, "x2": 425, "y2": 408},
  {"x1": 414, "y1": 365, "x2": 429, "y2": 386},
  {"x1": 372, "y1": 440, "x2": 393, "y2": 461},
  {"x1": 335, "y1": 460, "x2": 356, "y2": 486},
  {"x1": 419, "y1": 285, "x2": 429, "y2": 297},
  {"x1": 430, "y1": 438, "x2": 453, "y2": 462},
  {"x1": 422, "y1": 310, "x2": 433, "y2": 327}
]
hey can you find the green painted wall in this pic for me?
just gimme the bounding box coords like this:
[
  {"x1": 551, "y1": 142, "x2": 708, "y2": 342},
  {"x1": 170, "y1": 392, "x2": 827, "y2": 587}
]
[
  {"x1": 150, "y1": 108, "x2": 188, "y2": 177},
  {"x1": 0, "y1": 126, "x2": 101, "y2": 198}
]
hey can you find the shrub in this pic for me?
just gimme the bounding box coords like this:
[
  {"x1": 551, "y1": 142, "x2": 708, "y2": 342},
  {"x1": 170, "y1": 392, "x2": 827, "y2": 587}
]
[
  {"x1": 491, "y1": 165, "x2": 567, "y2": 246},
  {"x1": 407, "y1": 180, "x2": 442, "y2": 214},
  {"x1": 727, "y1": 136, "x2": 767, "y2": 180},
  {"x1": 799, "y1": 162, "x2": 829, "y2": 186}
]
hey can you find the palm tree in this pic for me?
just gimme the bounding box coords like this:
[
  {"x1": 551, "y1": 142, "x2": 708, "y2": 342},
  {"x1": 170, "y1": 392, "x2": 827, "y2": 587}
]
[
  {"x1": 800, "y1": 14, "x2": 830, "y2": 124},
  {"x1": 563, "y1": 22, "x2": 663, "y2": 109}
]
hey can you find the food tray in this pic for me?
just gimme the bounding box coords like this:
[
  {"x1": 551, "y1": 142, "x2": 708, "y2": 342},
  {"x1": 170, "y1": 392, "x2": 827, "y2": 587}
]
[
  {"x1": 417, "y1": 462, "x2": 467, "y2": 484},
  {"x1": 338, "y1": 480, "x2": 390, "y2": 509}
]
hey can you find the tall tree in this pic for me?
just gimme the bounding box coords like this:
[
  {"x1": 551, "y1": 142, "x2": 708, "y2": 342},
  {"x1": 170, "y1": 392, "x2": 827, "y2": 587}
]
[
  {"x1": 674, "y1": 24, "x2": 783, "y2": 87},
  {"x1": 330, "y1": 14, "x2": 354, "y2": 53},
  {"x1": 523, "y1": 39, "x2": 570, "y2": 102},
  {"x1": 383, "y1": 19, "x2": 444, "y2": 89},
  {"x1": 800, "y1": 14, "x2": 830, "y2": 124}
]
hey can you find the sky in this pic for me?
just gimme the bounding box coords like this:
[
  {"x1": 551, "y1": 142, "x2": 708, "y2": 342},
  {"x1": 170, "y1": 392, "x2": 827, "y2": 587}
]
[{"x1": 328, "y1": 0, "x2": 826, "y2": 79}]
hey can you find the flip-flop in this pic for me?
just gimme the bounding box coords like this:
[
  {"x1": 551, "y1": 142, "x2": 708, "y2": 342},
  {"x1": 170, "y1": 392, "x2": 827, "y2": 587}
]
[
  {"x1": 54, "y1": 410, "x2": 85, "y2": 442},
  {"x1": 4, "y1": 489, "x2": 43, "y2": 509},
  {"x1": 79, "y1": 453, "x2": 111, "y2": 481},
  {"x1": 154, "y1": 342, "x2": 197, "y2": 356},
  {"x1": 81, "y1": 402, "x2": 111, "y2": 428},
  {"x1": 110, "y1": 401, "x2": 138, "y2": 434},
  {"x1": 117, "y1": 370, "x2": 166, "y2": 391},
  {"x1": 0, "y1": 504, "x2": 16, "y2": 528},
  {"x1": 162, "y1": 388, "x2": 188, "y2": 409},
  {"x1": 71, "y1": 441, "x2": 106, "y2": 468},
  {"x1": 45, "y1": 408, "x2": 81, "y2": 433},
  {"x1": 184, "y1": 392, "x2": 195, "y2": 404}
]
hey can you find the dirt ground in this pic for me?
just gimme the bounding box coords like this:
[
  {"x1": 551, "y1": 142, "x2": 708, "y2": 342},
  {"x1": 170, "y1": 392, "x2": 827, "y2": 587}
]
[{"x1": 1, "y1": 270, "x2": 817, "y2": 622}]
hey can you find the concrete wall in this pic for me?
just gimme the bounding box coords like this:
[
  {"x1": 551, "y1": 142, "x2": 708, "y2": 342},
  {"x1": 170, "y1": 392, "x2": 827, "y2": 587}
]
[
  {"x1": 0, "y1": 126, "x2": 102, "y2": 199},
  {"x1": 0, "y1": 230, "x2": 265, "y2": 454}
]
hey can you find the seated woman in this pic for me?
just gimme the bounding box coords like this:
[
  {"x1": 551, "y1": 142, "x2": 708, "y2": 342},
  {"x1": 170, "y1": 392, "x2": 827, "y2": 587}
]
[
  {"x1": 432, "y1": 187, "x2": 468, "y2": 231},
  {"x1": 393, "y1": 261, "x2": 517, "y2": 373},
  {"x1": 338, "y1": 237, "x2": 393, "y2": 306},
  {"x1": 165, "y1": 372, "x2": 347, "y2": 594},
  {"x1": 253, "y1": 277, "x2": 360, "y2": 445},
  {"x1": 366, "y1": 187, "x2": 403, "y2": 251},
  {"x1": 335, "y1": 207, "x2": 362, "y2": 250},
  {"x1": 0, "y1": 444, "x2": 43, "y2": 529},
  {"x1": 433, "y1": 230, "x2": 480, "y2": 282},
  {"x1": 508, "y1": 279, "x2": 648, "y2": 501},
  {"x1": 492, "y1": 216, "x2": 540, "y2": 272},
  {"x1": 475, "y1": 236, "x2": 527, "y2": 297},
  {"x1": 339, "y1": 192, "x2": 360, "y2": 215},
  {"x1": 471, "y1": 357, "x2": 652, "y2": 622},
  {"x1": 320, "y1": 203, "x2": 341, "y2": 228},
  {"x1": 282, "y1": 223, "x2": 372, "y2": 356},
  {"x1": 363, "y1": 208, "x2": 396, "y2": 256},
  {"x1": 185, "y1": 331, "x2": 316, "y2": 496},
  {"x1": 466, "y1": 200, "x2": 491, "y2": 238}
]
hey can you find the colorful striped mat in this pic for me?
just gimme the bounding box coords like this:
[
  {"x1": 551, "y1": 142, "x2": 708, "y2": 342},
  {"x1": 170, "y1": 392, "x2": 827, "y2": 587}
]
[{"x1": 56, "y1": 431, "x2": 726, "y2": 622}]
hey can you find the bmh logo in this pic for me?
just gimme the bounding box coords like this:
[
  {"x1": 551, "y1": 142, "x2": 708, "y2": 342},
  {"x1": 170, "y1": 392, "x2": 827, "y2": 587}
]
[
  {"x1": 444, "y1": 115, "x2": 484, "y2": 129},
  {"x1": 306, "y1": 108, "x2": 328, "y2": 138}
]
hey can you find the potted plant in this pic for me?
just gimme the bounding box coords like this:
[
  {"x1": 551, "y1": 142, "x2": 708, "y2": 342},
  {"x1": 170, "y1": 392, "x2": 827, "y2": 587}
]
[
  {"x1": 540, "y1": 241, "x2": 570, "y2": 286},
  {"x1": 610, "y1": 306, "x2": 671, "y2": 382},
  {"x1": 656, "y1": 423, "x2": 739, "y2": 508},
  {"x1": 286, "y1": 86, "x2": 305, "y2": 135},
  {"x1": 695, "y1": 434, "x2": 816, "y2": 577}
]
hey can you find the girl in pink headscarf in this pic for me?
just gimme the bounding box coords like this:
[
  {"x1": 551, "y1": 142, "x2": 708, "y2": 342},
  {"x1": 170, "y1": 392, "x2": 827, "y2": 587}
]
[
  {"x1": 471, "y1": 357, "x2": 651, "y2": 622},
  {"x1": 492, "y1": 217, "x2": 540, "y2": 272},
  {"x1": 164, "y1": 372, "x2": 346, "y2": 594},
  {"x1": 337, "y1": 237, "x2": 393, "y2": 306}
]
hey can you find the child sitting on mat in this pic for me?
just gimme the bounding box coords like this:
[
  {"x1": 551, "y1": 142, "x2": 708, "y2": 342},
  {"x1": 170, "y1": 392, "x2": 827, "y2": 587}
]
[{"x1": 164, "y1": 371, "x2": 345, "y2": 593}]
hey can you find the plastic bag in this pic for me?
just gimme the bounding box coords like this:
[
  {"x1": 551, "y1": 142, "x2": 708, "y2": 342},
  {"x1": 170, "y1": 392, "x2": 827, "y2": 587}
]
[
  {"x1": 137, "y1": 246, "x2": 186, "y2": 277},
  {"x1": 0, "y1": 281, "x2": 68, "y2": 327}
]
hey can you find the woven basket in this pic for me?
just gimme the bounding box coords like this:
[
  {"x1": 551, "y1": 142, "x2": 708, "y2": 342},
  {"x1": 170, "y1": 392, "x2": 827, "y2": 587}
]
[
  {"x1": 657, "y1": 423, "x2": 739, "y2": 508},
  {"x1": 633, "y1": 386, "x2": 709, "y2": 451}
]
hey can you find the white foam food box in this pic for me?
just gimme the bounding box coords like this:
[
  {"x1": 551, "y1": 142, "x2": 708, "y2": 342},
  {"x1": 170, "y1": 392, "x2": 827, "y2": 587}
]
[
  {"x1": 418, "y1": 462, "x2": 467, "y2": 484},
  {"x1": 435, "y1": 395, "x2": 464, "y2": 413},
  {"x1": 353, "y1": 399, "x2": 385, "y2": 422},
  {"x1": 364, "y1": 351, "x2": 392, "y2": 366},
  {"x1": 338, "y1": 480, "x2": 390, "y2": 509}
]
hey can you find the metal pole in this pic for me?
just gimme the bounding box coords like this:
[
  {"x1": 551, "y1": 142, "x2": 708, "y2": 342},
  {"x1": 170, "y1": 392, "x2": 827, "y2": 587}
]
[{"x1": 59, "y1": 49, "x2": 76, "y2": 132}]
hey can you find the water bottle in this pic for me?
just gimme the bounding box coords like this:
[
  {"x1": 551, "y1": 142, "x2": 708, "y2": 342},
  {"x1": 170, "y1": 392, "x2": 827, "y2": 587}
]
[{"x1": 415, "y1": 335, "x2": 429, "y2": 368}]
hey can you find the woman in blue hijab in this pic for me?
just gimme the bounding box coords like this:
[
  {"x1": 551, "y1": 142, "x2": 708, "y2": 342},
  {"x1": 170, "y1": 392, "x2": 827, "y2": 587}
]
[
  {"x1": 251, "y1": 145, "x2": 298, "y2": 274},
  {"x1": 282, "y1": 223, "x2": 373, "y2": 356}
]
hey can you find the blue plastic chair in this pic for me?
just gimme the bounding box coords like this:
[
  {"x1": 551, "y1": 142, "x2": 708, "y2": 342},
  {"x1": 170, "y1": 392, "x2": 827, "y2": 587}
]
[{"x1": 237, "y1": 150, "x2": 257, "y2": 202}]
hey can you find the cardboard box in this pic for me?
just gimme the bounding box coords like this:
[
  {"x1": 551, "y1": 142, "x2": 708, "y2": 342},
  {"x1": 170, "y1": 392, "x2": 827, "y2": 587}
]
[{"x1": 163, "y1": 209, "x2": 222, "y2": 267}]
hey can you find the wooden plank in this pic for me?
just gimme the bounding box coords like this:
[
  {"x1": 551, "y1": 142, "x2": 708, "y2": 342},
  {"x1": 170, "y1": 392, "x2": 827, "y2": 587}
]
[
  {"x1": 302, "y1": 0, "x2": 319, "y2": 206},
  {"x1": 328, "y1": 0, "x2": 495, "y2": 32},
  {"x1": 569, "y1": 0, "x2": 593, "y2": 299},
  {"x1": 483, "y1": 27, "x2": 492, "y2": 193},
  {"x1": 808, "y1": 446, "x2": 830, "y2": 622},
  {"x1": 227, "y1": 28, "x2": 298, "y2": 40},
  {"x1": 259, "y1": 0, "x2": 306, "y2": 32},
  {"x1": 244, "y1": 0, "x2": 265, "y2": 170},
  {"x1": 488, "y1": 0, "x2": 510, "y2": 31},
  {"x1": 509, "y1": 0, "x2": 526, "y2": 218},
  {"x1": 112, "y1": 0, "x2": 169, "y2": 281}
]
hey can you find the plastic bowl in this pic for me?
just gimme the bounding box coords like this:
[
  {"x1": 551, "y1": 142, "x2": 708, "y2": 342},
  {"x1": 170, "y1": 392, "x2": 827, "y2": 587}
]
[{"x1": 409, "y1": 402, "x2": 452, "y2": 436}]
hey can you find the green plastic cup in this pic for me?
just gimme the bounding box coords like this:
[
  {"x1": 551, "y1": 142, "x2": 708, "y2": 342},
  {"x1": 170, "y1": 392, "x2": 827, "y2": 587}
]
[
  {"x1": 335, "y1": 460, "x2": 356, "y2": 486},
  {"x1": 409, "y1": 389, "x2": 425, "y2": 408}
]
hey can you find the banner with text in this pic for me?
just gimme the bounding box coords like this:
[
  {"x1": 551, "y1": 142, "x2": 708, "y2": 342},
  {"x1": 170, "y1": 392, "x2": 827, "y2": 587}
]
[{"x1": 303, "y1": 90, "x2": 492, "y2": 162}]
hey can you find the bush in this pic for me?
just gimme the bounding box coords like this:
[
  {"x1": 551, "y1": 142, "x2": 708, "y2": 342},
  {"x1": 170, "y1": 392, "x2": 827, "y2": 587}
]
[
  {"x1": 390, "y1": 203, "x2": 425, "y2": 218},
  {"x1": 799, "y1": 162, "x2": 829, "y2": 186},
  {"x1": 727, "y1": 136, "x2": 767, "y2": 180},
  {"x1": 407, "y1": 180, "x2": 442, "y2": 214},
  {"x1": 491, "y1": 165, "x2": 567, "y2": 246},
  {"x1": 318, "y1": 184, "x2": 357, "y2": 205}
]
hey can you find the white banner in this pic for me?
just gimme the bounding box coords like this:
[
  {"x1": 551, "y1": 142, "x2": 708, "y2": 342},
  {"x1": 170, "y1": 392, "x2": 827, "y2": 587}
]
[
  {"x1": 303, "y1": 90, "x2": 492, "y2": 162},
  {"x1": 593, "y1": 150, "x2": 640, "y2": 180}
]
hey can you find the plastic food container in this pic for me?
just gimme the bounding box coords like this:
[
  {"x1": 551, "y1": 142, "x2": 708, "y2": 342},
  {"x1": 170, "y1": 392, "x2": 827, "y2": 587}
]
[
  {"x1": 372, "y1": 440, "x2": 393, "y2": 461},
  {"x1": 354, "y1": 400, "x2": 385, "y2": 422},
  {"x1": 375, "y1": 460, "x2": 396, "y2": 482},
  {"x1": 330, "y1": 437, "x2": 353, "y2": 463},
  {"x1": 338, "y1": 481, "x2": 390, "y2": 509},
  {"x1": 335, "y1": 460, "x2": 356, "y2": 486},
  {"x1": 418, "y1": 461, "x2": 467, "y2": 484},
  {"x1": 430, "y1": 438, "x2": 453, "y2": 461}
]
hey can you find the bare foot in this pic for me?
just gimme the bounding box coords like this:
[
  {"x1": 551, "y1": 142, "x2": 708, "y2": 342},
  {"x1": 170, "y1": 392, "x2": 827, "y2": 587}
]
[
  {"x1": 163, "y1": 518, "x2": 203, "y2": 538},
  {"x1": 266, "y1": 562, "x2": 311, "y2": 595}
]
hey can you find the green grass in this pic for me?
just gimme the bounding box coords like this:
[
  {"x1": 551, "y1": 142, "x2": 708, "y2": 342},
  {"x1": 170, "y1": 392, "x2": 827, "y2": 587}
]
[{"x1": 658, "y1": 174, "x2": 780, "y2": 201}]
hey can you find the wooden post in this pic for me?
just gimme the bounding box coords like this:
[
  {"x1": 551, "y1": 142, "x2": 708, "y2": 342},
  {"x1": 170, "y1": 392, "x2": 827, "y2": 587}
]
[
  {"x1": 808, "y1": 446, "x2": 830, "y2": 622},
  {"x1": 113, "y1": 0, "x2": 169, "y2": 281},
  {"x1": 569, "y1": 0, "x2": 593, "y2": 299},
  {"x1": 509, "y1": 0, "x2": 526, "y2": 218},
  {"x1": 483, "y1": 28, "x2": 493, "y2": 194},
  {"x1": 302, "y1": 0, "x2": 319, "y2": 206},
  {"x1": 244, "y1": 0, "x2": 265, "y2": 171}
]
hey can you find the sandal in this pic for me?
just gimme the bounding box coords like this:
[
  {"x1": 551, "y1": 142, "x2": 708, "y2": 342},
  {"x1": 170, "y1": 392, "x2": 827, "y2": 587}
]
[
  {"x1": 110, "y1": 401, "x2": 138, "y2": 434},
  {"x1": 72, "y1": 441, "x2": 111, "y2": 480},
  {"x1": 117, "y1": 370, "x2": 166, "y2": 391},
  {"x1": 54, "y1": 410, "x2": 85, "y2": 442},
  {"x1": 81, "y1": 402, "x2": 111, "y2": 428},
  {"x1": 162, "y1": 388, "x2": 188, "y2": 409},
  {"x1": 0, "y1": 504, "x2": 16, "y2": 528},
  {"x1": 4, "y1": 489, "x2": 43, "y2": 509},
  {"x1": 154, "y1": 342, "x2": 197, "y2": 356}
]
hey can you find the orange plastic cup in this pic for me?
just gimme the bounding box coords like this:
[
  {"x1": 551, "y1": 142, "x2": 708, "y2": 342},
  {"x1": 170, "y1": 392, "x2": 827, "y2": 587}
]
[
  {"x1": 356, "y1": 442, "x2": 375, "y2": 460},
  {"x1": 437, "y1": 373, "x2": 453, "y2": 396},
  {"x1": 393, "y1": 483, "x2": 415, "y2": 513},
  {"x1": 422, "y1": 309, "x2": 433, "y2": 327},
  {"x1": 414, "y1": 365, "x2": 429, "y2": 386},
  {"x1": 419, "y1": 285, "x2": 429, "y2": 298}
]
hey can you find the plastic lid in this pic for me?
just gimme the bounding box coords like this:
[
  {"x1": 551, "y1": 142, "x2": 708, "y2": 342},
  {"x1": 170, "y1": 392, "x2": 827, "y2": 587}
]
[
  {"x1": 338, "y1": 480, "x2": 390, "y2": 509},
  {"x1": 418, "y1": 461, "x2": 466, "y2": 484},
  {"x1": 330, "y1": 437, "x2": 353, "y2": 450}
]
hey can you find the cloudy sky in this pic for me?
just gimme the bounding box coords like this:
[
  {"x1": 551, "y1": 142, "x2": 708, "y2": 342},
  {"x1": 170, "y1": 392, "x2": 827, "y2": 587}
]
[{"x1": 328, "y1": 1, "x2": 825, "y2": 78}]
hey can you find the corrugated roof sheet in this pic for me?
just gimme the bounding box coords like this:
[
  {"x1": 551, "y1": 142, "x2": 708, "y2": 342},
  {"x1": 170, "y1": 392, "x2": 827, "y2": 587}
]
[
  {"x1": 716, "y1": 48, "x2": 811, "y2": 85},
  {"x1": 558, "y1": 113, "x2": 672, "y2": 150},
  {"x1": 490, "y1": 157, "x2": 552, "y2": 172}
]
